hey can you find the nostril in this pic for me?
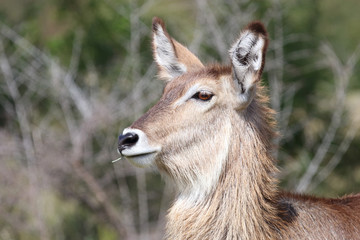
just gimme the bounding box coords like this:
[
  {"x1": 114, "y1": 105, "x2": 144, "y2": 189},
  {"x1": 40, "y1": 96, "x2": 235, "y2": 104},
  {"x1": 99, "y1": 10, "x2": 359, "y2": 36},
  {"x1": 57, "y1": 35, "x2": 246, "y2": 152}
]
[{"x1": 118, "y1": 132, "x2": 139, "y2": 152}]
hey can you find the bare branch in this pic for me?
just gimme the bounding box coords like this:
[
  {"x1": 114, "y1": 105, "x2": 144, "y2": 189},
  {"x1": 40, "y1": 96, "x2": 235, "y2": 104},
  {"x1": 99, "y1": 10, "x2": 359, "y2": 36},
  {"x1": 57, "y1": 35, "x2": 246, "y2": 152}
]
[
  {"x1": 62, "y1": 30, "x2": 93, "y2": 119},
  {"x1": 195, "y1": 0, "x2": 228, "y2": 61},
  {"x1": 296, "y1": 43, "x2": 358, "y2": 192},
  {"x1": 310, "y1": 123, "x2": 359, "y2": 191},
  {"x1": 0, "y1": 38, "x2": 49, "y2": 240}
]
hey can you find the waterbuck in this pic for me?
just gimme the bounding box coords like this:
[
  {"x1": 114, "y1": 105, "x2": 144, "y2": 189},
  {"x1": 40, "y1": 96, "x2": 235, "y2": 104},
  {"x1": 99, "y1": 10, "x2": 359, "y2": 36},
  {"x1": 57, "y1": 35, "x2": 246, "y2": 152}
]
[{"x1": 118, "y1": 17, "x2": 360, "y2": 239}]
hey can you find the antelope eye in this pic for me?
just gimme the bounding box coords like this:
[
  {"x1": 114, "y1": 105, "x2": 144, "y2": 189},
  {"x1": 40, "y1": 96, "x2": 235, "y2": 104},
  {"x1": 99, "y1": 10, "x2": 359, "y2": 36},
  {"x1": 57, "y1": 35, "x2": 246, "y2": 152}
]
[{"x1": 192, "y1": 91, "x2": 214, "y2": 101}]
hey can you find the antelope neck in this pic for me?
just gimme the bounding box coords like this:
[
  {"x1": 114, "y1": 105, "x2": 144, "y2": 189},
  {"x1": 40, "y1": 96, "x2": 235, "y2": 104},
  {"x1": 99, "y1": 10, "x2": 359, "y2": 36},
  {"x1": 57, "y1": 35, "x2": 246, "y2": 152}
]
[{"x1": 166, "y1": 112, "x2": 282, "y2": 240}]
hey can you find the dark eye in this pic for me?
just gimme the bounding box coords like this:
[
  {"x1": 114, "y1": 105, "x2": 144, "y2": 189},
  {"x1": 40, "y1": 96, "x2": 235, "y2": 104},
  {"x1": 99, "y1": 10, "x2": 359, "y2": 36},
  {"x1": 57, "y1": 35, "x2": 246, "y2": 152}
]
[{"x1": 192, "y1": 91, "x2": 214, "y2": 101}]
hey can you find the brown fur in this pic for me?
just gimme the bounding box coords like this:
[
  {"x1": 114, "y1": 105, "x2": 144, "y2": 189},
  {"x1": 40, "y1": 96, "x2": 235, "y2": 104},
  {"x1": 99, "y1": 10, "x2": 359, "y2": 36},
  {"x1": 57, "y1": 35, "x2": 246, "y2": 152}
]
[{"x1": 125, "y1": 18, "x2": 360, "y2": 239}]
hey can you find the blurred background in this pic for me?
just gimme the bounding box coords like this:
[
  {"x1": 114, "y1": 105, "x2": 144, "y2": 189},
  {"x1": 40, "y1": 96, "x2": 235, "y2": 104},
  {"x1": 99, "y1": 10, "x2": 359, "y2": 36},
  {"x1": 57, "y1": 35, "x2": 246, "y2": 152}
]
[{"x1": 0, "y1": 0, "x2": 359, "y2": 239}]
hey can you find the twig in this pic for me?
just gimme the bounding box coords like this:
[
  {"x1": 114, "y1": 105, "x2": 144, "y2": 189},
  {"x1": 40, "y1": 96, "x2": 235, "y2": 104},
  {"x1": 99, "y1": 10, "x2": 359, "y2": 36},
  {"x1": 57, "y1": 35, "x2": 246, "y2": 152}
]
[
  {"x1": 296, "y1": 43, "x2": 357, "y2": 192},
  {"x1": 62, "y1": 30, "x2": 93, "y2": 119},
  {"x1": 310, "y1": 123, "x2": 359, "y2": 191},
  {"x1": 195, "y1": 0, "x2": 228, "y2": 61}
]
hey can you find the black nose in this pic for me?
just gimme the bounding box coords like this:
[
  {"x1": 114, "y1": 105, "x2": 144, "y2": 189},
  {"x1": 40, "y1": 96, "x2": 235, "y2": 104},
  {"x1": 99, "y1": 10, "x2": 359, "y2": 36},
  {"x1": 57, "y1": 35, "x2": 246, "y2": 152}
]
[{"x1": 118, "y1": 132, "x2": 139, "y2": 153}]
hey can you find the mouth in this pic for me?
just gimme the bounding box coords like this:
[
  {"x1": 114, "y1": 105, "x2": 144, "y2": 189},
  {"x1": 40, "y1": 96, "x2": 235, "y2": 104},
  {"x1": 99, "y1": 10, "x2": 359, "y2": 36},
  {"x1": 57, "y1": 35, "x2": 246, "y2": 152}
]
[{"x1": 121, "y1": 150, "x2": 158, "y2": 168}]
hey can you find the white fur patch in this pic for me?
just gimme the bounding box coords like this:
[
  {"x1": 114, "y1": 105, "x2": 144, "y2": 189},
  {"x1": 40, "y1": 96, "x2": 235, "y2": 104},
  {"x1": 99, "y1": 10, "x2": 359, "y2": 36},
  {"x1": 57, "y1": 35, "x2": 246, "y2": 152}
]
[
  {"x1": 173, "y1": 83, "x2": 217, "y2": 116},
  {"x1": 121, "y1": 128, "x2": 161, "y2": 167},
  {"x1": 174, "y1": 84, "x2": 208, "y2": 107}
]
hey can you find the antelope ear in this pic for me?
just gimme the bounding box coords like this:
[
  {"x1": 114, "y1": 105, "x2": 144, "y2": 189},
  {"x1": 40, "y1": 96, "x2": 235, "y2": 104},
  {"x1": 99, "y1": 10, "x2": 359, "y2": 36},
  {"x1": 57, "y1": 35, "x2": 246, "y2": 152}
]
[
  {"x1": 229, "y1": 21, "x2": 268, "y2": 107},
  {"x1": 152, "y1": 17, "x2": 204, "y2": 82}
]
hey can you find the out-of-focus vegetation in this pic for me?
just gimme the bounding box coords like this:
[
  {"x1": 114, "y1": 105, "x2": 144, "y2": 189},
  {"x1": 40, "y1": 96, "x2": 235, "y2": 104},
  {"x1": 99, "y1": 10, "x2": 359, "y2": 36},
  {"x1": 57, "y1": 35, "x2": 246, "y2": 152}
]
[{"x1": 0, "y1": 0, "x2": 359, "y2": 239}]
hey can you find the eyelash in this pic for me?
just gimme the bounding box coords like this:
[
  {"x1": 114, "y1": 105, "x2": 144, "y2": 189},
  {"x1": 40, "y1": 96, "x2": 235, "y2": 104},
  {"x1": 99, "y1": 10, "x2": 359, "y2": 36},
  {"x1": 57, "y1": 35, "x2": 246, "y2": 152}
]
[{"x1": 191, "y1": 90, "x2": 214, "y2": 101}]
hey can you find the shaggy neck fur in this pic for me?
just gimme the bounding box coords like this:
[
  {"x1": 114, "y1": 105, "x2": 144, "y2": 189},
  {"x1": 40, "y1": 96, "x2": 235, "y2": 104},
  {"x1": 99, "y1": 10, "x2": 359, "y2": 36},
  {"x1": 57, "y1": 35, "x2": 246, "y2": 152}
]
[{"x1": 165, "y1": 89, "x2": 286, "y2": 240}]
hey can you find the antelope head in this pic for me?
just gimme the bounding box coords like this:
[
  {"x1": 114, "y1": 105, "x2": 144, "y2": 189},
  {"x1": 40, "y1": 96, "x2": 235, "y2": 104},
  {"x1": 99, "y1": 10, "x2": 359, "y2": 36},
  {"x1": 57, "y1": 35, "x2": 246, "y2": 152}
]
[{"x1": 118, "y1": 17, "x2": 269, "y2": 196}]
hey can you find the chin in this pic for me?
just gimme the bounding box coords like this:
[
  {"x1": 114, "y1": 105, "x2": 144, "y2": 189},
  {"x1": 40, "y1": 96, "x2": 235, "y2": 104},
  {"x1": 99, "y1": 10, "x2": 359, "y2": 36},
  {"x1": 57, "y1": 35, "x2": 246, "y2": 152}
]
[{"x1": 124, "y1": 152, "x2": 158, "y2": 168}]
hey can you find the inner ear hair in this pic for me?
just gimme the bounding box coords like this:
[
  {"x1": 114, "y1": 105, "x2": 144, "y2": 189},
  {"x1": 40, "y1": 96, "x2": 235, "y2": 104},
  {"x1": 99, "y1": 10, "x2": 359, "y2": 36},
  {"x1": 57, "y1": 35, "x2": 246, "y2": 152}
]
[
  {"x1": 230, "y1": 22, "x2": 268, "y2": 80},
  {"x1": 229, "y1": 21, "x2": 268, "y2": 106},
  {"x1": 152, "y1": 17, "x2": 204, "y2": 82},
  {"x1": 152, "y1": 17, "x2": 187, "y2": 80},
  {"x1": 247, "y1": 22, "x2": 268, "y2": 76},
  {"x1": 152, "y1": 17, "x2": 187, "y2": 81}
]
